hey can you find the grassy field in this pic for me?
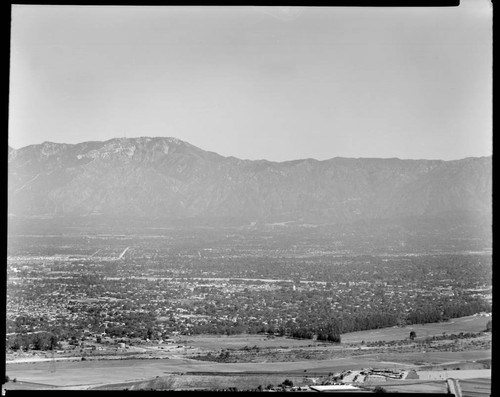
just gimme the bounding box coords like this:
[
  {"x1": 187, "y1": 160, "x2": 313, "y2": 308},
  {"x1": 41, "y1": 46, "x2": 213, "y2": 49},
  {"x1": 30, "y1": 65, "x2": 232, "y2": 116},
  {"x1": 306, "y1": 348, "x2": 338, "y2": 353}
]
[
  {"x1": 369, "y1": 376, "x2": 491, "y2": 396},
  {"x1": 358, "y1": 349, "x2": 491, "y2": 366},
  {"x1": 459, "y1": 377, "x2": 492, "y2": 397},
  {"x1": 381, "y1": 381, "x2": 448, "y2": 394},
  {"x1": 417, "y1": 369, "x2": 491, "y2": 380},
  {"x1": 5, "y1": 358, "x2": 193, "y2": 387},
  {"x1": 2, "y1": 381, "x2": 59, "y2": 391},
  {"x1": 341, "y1": 315, "x2": 491, "y2": 344},
  {"x1": 92, "y1": 374, "x2": 309, "y2": 391}
]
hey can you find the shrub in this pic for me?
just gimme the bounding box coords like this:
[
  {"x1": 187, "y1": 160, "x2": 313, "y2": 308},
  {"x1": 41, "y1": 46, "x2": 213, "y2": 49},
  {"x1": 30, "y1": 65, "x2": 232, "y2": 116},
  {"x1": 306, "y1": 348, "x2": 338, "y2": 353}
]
[{"x1": 486, "y1": 320, "x2": 492, "y2": 332}]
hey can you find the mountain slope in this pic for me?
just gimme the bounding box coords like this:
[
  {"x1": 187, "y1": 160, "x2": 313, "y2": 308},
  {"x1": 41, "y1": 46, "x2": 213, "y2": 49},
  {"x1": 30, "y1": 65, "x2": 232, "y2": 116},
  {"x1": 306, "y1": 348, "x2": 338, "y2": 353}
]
[{"x1": 8, "y1": 137, "x2": 492, "y2": 225}]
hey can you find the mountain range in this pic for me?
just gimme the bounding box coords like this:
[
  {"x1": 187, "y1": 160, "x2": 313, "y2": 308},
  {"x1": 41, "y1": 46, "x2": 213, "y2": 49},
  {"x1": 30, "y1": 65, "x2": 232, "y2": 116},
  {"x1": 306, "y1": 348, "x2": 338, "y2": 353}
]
[{"x1": 8, "y1": 137, "x2": 492, "y2": 226}]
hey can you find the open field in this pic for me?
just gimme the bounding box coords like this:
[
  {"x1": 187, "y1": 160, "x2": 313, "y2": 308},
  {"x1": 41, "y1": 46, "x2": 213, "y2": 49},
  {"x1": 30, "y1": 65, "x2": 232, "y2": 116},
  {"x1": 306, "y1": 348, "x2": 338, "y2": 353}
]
[
  {"x1": 92, "y1": 374, "x2": 309, "y2": 391},
  {"x1": 340, "y1": 315, "x2": 491, "y2": 344},
  {"x1": 417, "y1": 369, "x2": 490, "y2": 380},
  {"x1": 460, "y1": 377, "x2": 492, "y2": 397},
  {"x1": 376, "y1": 375, "x2": 491, "y2": 397},
  {"x1": 359, "y1": 349, "x2": 491, "y2": 366},
  {"x1": 1, "y1": 381, "x2": 59, "y2": 391},
  {"x1": 381, "y1": 381, "x2": 448, "y2": 394}
]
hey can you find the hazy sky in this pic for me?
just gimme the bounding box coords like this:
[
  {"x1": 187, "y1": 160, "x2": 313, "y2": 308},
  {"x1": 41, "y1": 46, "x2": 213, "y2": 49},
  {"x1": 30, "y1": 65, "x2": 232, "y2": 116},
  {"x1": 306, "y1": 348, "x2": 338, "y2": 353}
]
[{"x1": 9, "y1": 2, "x2": 492, "y2": 161}]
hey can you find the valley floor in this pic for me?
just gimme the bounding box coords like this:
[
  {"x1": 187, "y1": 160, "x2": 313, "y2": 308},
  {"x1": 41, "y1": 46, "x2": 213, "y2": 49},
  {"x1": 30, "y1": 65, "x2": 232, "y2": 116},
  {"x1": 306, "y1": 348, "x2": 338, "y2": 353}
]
[{"x1": 4, "y1": 315, "x2": 491, "y2": 395}]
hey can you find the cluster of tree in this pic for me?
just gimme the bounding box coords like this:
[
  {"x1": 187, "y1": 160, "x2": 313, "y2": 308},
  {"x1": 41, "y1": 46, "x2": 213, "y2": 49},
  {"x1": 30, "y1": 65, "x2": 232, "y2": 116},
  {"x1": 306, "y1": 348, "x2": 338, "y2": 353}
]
[
  {"x1": 279, "y1": 379, "x2": 294, "y2": 388},
  {"x1": 290, "y1": 328, "x2": 314, "y2": 340},
  {"x1": 284, "y1": 321, "x2": 341, "y2": 343},
  {"x1": 6, "y1": 332, "x2": 58, "y2": 351},
  {"x1": 441, "y1": 301, "x2": 490, "y2": 320},
  {"x1": 256, "y1": 379, "x2": 295, "y2": 392},
  {"x1": 407, "y1": 309, "x2": 442, "y2": 325},
  {"x1": 6, "y1": 315, "x2": 42, "y2": 334},
  {"x1": 316, "y1": 332, "x2": 341, "y2": 343},
  {"x1": 316, "y1": 325, "x2": 342, "y2": 343},
  {"x1": 406, "y1": 299, "x2": 491, "y2": 326},
  {"x1": 103, "y1": 311, "x2": 157, "y2": 339},
  {"x1": 195, "y1": 350, "x2": 232, "y2": 363},
  {"x1": 105, "y1": 325, "x2": 156, "y2": 340},
  {"x1": 425, "y1": 332, "x2": 484, "y2": 342}
]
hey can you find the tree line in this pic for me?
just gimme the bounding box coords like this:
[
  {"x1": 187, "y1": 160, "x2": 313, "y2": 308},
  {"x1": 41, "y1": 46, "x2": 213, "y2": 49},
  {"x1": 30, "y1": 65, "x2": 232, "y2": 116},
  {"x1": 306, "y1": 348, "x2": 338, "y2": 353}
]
[{"x1": 6, "y1": 332, "x2": 59, "y2": 351}]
